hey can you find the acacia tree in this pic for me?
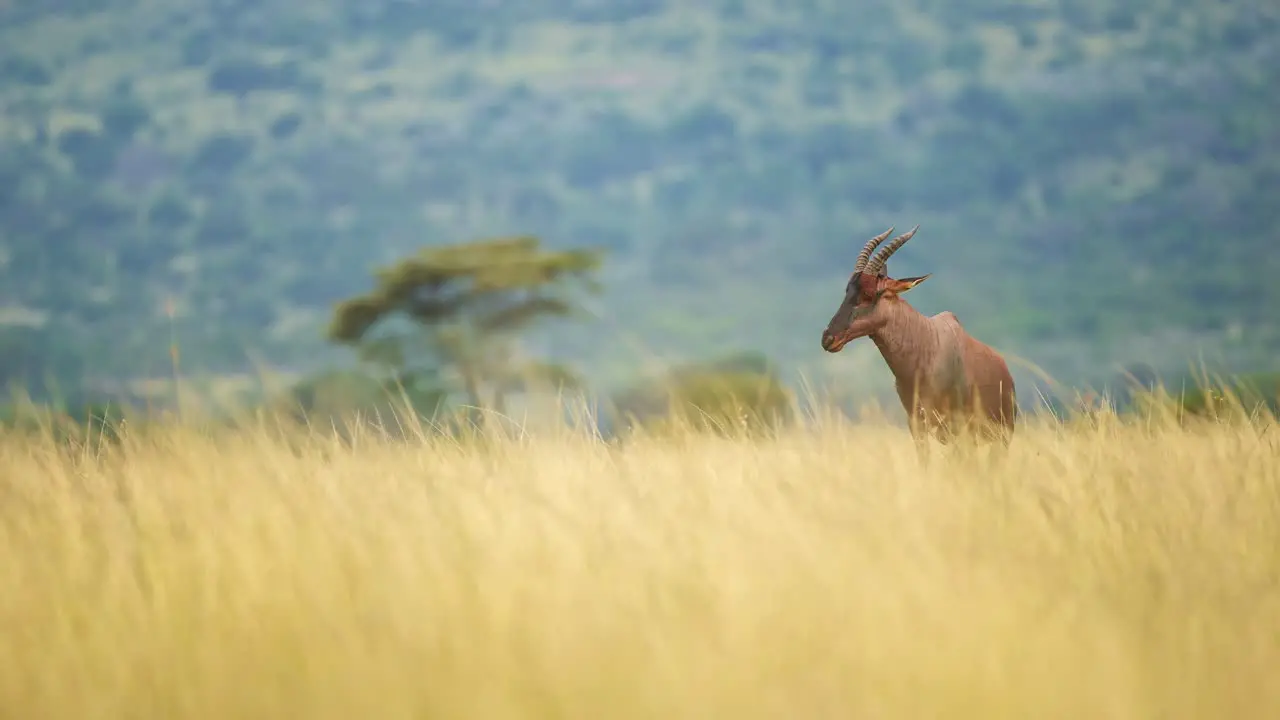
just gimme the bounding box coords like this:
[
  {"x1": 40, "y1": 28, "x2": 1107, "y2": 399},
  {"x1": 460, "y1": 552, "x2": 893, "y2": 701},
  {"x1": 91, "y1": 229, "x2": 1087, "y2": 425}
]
[{"x1": 327, "y1": 235, "x2": 604, "y2": 421}]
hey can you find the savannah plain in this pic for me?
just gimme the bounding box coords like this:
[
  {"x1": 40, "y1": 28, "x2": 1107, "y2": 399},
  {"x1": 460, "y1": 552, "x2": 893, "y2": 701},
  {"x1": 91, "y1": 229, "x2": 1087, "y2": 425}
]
[
  {"x1": 2, "y1": 0, "x2": 1279, "y2": 716},
  {"x1": 2, "y1": 396, "x2": 1278, "y2": 719}
]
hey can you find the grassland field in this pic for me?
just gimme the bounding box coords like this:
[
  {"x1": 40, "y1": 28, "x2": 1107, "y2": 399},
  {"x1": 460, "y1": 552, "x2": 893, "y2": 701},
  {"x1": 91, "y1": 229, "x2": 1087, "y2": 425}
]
[{"x1": 1, "y1": 399, "x2": 1279, "y2": 719}]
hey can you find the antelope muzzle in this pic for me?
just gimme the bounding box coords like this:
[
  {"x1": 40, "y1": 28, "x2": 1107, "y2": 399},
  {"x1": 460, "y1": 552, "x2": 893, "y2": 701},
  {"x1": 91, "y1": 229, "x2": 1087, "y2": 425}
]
[{"x1": 821, "y1": 330, "x2": 844, "y2": 353}]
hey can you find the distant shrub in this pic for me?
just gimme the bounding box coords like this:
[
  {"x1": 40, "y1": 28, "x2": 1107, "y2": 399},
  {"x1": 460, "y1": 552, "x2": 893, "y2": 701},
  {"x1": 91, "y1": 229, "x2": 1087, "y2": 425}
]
[
  {"x1": 194, "y1": 203, "x2": 252, "y2": 248},
  {"x1": 1112, "y1": 372, "x2": 1280, "y2": 424},
  {"x1": 943, "y1": 36, "x2": 986, "y2": 72},
  {"x1": 669, "y1": 103, "x2": 737, "y2": 142},
  {"x1": 0, "y1": 397, "x2": 138, "y2": 447},
  {"x1": 950, "y1": 84, "x2": 1021, "y2": 130},
  {"x1": 571, "y1": 0, "x2": 663, "y2": 23},
  {"x1": 55, "y1": 128, "x2": 118, "y2": 180},
  {"x1": 611, "y1": 353, "x2": 794, "y2": 436},
  {"x1": 1015, "y1": 25, "x2": 1039, "y2": 49},
  {"x1": 1103, "y1": 9, "x2": 1139, "y2": 32},
  {"x1": 882, "y1": 39, "x2": 936, "y2": 84},
  {"x1": 1047, "y1": 36, "x2": 1086, "y2": 70},
  {"x1": 68, "y1": 194, "x2": 130, "y2": 229},
  {"x1": 354, "y1": 83, "x2": 395, "y2": 102},
  {"x1": 268, "y1": 112, "x2": 303, "y2": 140},
  {"x1": 64, "y1": 401, "x2": 133, "y2": 445},
  {"x1": 100, "y1": 97, "x2": 152, "y2": 140},
  {"x1": 431, "y1": 21, "x2": 481, "y2": 49},
  {"x1": 189, "y1": 133, "x2": 255, "y2": 177},
  {"x1": 206, "y1": 58, "x2": 311, "y2": 97},
  {"x1": 259, "y1": 19, "x2": 331, "y2": 58},
  {"x1": 180, "y1": 30, "x2": 215, "y2": 66},
  {"x1": 802, "y1": 71, "x2": 840, "y2": 108},
  {"x1": 147, "y1": 193, "x2": 194, "y2": 229},
  {"x1": 275, "y1": 370, "x2": 448, "y2": 436},
  {"x1": 509, "y1": 187, "x2": 560, "y2": 227},
  {"x1": 1176, "y1": 373, "x2": 1280, "y2": 419},
  {"x1": 0, "y1": 327, "x2": 87, "y2": 405},
  {"x1": 438, "y1": 70, "x2": 479, "y2": 99},
  {"x1": 0, "y1": 55, "x2": 52, "y2": 86},
  {"x1": 362, "y1": 49, "x2": 397, "y2": 72},
  {"x1": 0, "y1": 159, "x2": 20, "y2": 210}
]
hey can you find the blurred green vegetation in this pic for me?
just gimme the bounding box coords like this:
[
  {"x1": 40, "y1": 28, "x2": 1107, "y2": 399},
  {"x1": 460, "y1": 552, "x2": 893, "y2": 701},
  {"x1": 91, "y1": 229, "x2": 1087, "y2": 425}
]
[
  {"x1": 326, "y1": 235, "x2": 602, "y2": 426},
  {"x1": 1165, "y1": 372, "x2": 1280, "y2": 419},
  {"x1": 0, "y1": 0, "x2": 1277, "y2": 410},
  {"x1": 609, "y1": 352, "x2": 795, "y2": 436}
]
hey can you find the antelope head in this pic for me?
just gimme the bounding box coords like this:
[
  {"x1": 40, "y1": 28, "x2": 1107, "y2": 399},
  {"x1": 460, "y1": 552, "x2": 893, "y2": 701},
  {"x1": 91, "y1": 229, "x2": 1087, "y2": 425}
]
[{"x1": 820, "y1": 225, "x2": 931, "y2": 353}]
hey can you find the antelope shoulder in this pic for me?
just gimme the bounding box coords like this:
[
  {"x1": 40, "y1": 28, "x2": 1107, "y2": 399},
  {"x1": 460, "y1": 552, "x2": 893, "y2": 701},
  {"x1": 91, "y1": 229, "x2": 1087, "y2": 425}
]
[{"x1": 931, "y1": 310, "x2": 961, "y2": 330}]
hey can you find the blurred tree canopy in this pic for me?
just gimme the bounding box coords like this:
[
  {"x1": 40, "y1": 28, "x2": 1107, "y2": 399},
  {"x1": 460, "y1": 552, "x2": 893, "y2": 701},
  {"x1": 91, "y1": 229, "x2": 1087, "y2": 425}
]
[{"x1": 327, "y1": 236, "x2": 604, "y2": 422}]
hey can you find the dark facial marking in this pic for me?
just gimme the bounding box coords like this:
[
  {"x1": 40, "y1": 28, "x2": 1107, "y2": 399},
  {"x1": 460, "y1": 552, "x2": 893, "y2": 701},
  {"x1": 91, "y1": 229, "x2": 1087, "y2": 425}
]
[
  {"x1": 822, "y1": 272, "x2": 887, "y2": 351},
  {"x1": 849, "y1": 273, "x2": 885, "y2": 316}
]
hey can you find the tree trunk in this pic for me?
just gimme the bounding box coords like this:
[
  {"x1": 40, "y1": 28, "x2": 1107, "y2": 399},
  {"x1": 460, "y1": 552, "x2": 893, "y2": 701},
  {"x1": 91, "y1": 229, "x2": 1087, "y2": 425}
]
[{"x1": 458, "y1": 362, "x2": 486, "y2": 430}]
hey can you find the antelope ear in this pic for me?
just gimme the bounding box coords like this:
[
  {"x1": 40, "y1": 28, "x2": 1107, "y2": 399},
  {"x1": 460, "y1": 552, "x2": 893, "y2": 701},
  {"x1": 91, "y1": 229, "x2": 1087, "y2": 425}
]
[{"x1": 890, "y1": 274, "x2": 931, "y2": 293}]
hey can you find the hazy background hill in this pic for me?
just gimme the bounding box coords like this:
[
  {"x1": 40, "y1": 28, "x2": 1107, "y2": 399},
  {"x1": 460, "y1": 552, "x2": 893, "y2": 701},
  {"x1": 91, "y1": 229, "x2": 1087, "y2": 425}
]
[{"x1": 1, "y1": 0, "x2": 1277, "y2": 407}]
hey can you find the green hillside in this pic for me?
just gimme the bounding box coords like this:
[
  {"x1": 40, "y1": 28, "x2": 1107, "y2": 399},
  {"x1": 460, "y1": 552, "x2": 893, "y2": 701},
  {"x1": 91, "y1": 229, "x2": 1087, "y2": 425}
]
[{"x1": 0, "y1": 0, "x2": 1277, "y2": 399}]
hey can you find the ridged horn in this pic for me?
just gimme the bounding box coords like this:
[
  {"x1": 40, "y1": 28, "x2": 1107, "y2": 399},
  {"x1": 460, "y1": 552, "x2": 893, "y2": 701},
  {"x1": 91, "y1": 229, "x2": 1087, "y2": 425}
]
[
  {"x1": 866, "y1": 224, "x2": 920, "y2": 276},
  {"x1": 853, "y1": 227, "x2": 895, "y2": 274}
]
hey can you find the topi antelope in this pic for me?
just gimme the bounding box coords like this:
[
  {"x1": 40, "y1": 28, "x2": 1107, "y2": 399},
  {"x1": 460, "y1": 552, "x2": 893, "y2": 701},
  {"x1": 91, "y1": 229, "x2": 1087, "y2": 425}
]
[{"x1": 820, "y1": 225, "x2": 1017, "y2": 458}]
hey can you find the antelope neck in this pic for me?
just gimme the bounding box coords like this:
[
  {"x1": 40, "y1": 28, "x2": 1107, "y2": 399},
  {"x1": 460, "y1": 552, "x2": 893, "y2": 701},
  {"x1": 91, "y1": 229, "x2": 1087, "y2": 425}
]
[{"x1": 870, "y1": 301, "x2": 941, "y2": 387}]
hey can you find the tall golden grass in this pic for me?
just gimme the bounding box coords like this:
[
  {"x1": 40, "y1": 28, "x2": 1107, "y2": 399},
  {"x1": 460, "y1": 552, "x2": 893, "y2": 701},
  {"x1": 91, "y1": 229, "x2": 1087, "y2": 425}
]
[{"x1": 1, "y1": 398, "x2": 1278, "y2": 719}]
